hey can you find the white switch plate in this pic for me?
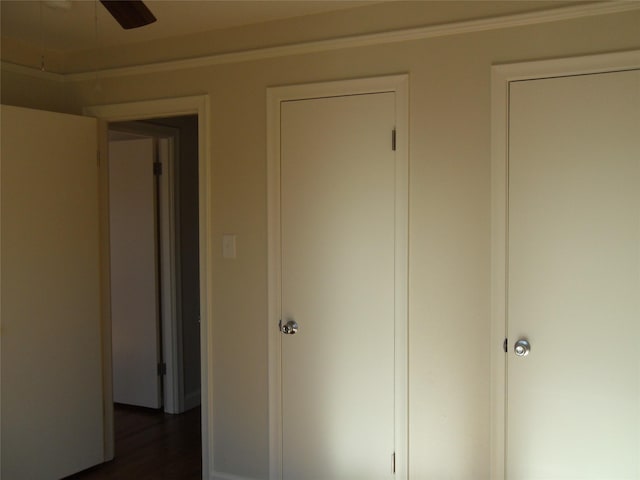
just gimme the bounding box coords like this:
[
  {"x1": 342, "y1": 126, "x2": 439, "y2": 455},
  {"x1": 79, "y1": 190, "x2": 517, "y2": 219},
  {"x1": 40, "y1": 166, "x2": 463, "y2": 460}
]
[{"x1": 222, "y1": 234, "x2": 237, "y2": 259}]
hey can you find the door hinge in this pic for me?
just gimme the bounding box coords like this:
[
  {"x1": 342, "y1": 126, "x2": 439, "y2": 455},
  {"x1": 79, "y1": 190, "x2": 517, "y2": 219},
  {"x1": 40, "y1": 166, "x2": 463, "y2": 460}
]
[
  {"x1": 392, "y1": 128, "x2": 397, "y2": 151},
  {"x1": 157, "y1": 362, "x2": 167, "y2": 376},
  {"x1": 503, "y1": 338, "x2": 508, "y2": 353},
  {"x1": 153, "y1": 161, "x2": 163, "y2": 176},
  {"x1": 392, "y1": 452, "x2": 396, "y2": 474}
]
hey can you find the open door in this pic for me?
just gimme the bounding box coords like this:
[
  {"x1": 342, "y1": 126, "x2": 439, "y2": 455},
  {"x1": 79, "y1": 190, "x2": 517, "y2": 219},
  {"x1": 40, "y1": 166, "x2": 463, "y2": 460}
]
[
  {"x1": 109, "y1": 137, "x2": 163, "y2": 409},
  {"x1": 1, "y1": 105, "x2": 104, "y2": 479},
  {"x1": 505, "y1": 69, "x2": 640, "y2": 478}
]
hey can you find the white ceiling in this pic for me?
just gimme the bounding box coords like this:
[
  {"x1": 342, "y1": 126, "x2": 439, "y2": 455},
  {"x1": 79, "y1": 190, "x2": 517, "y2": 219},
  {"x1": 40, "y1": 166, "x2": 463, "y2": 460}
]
[{"x1": 1, "y1": 0, "x2": 373, "y2": 53}]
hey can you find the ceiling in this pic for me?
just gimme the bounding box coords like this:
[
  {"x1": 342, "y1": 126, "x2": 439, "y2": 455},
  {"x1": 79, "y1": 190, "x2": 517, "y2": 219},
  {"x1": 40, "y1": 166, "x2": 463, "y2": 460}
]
[{"x1": 1, "y1": 0, "x2": 373, "y2": 53}]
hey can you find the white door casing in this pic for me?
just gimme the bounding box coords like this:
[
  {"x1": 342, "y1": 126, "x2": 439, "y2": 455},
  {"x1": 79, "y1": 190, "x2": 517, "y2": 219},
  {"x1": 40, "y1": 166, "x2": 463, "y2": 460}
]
[
  {"x1": 267, "y1": 75, "x2": 409, "y2": 480},
  {"x1": 83, "y1": 96, "x2": 212, "y2": 475},
  {"x1": 1, "y1": 105, "x2": 104, "y2": 479},
  {"x1": 156, "y1": 135, "x2": 184, "y2": 414},
  {"x1": 491, "y1": 51, "x2": 640, "y2": 478},
  {"x1": 109, "y1": 137, "x2": 162, "y2": 409}
]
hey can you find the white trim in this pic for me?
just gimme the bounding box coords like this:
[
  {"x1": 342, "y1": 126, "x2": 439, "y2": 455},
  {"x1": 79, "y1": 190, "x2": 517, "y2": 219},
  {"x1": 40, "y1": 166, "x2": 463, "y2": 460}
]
[
  {"x1": 84, "y1": 96, "x2": 207, "y2": 122},
  {"x1": 266, "y1": 86, "x2": 282, "y2": 480},
  {"x1": 0, "y1": 106, "x2": 4, "y2": 476},
  {"x1": 0, "y1": 61, "x2": 65, "y2": 82},
  {"x1": 212, "y1": 472, "x2": 260, "y2": 480},
  {"x1": 83, "y1": 95, "x2": 213, "y2": 480},
  {"x1": 490, "y1": 61, "x2": 509, "y2": 480},
  {"x1": 3, "y1": 2, "x2": 636, "y2": 82},
  {"x1": 95, "y1": 116, "x2": 114, "y2": 462},
  {"x1": 490, "y1": 49, "x2": 640, "y2": 480},
  {"x1": 266, "y1": 74, "x2": 409, "y2": 480},
  {"x1": 392, "y1": 76, "x2": 409, "y2": 480},
  {"x1": 158, "y1": 135, "x2": 182, "y2": 414},
  {"x1": 68, "y1": 1, "x2": 639, "y2": 81},
  {"x1": 492, "y1": 49, "x2": 640, "y2": 81}
]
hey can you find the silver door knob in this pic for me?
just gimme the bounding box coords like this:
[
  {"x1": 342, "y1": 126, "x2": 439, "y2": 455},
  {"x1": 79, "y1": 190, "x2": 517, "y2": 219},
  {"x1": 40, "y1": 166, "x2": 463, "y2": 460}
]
[
  {"x1": 279, "y1": 319, "x2": 299, "y2": 335},
  {"x1": 514, "y1": 339, "x2": 530, "y2": 356}
]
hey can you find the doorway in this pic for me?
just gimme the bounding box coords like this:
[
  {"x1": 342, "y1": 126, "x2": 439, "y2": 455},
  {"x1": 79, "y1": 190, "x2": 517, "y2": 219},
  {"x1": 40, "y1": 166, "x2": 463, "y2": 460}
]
[
  {"x1": 107, "y1": 115, "x2": 201, "y2": 468},
  {"x1": 85, "y1": 96, "x2": 211, "y2": 475},
  {"x1": 108, "y1": 116, "x2": 200, "y2": 415}
]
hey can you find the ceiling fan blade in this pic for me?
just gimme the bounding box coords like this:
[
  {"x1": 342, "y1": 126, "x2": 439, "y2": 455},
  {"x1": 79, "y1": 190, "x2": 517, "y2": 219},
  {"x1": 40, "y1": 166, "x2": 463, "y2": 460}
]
[{"x1": 99, "y1": 0, "x2": 157, "y2": 30}]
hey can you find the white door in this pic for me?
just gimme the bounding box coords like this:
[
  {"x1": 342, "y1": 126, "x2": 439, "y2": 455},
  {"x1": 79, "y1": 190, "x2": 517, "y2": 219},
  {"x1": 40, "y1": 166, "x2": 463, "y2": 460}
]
[
  {"x1": 280, "y1": 92, "x2": 398, "y2": 479},
  {"x1": 109, "y1": 137, "x2": 162, "y2": 409},
  {"x1": 507, "y1": 69, "x2": 640, "y2": 477},
  {"x1": 1, "y1": 105, "x2": 104, "y2": 479}
]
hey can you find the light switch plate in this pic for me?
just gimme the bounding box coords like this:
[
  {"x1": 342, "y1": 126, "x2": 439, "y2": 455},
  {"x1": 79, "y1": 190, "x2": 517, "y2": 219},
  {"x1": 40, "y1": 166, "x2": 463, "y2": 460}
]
[
  {"x1": 222, "y1": 234, "x2": 236, "y2": 258},
  {"x1": 222, "y1": 234, "x2": 237, "y2": 259}
]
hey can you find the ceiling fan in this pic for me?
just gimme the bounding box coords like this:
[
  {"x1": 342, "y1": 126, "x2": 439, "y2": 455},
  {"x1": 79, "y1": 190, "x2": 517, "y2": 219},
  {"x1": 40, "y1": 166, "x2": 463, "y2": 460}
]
[{"x1": 99, "y1": 0, "x2": 156, "y2": 29}]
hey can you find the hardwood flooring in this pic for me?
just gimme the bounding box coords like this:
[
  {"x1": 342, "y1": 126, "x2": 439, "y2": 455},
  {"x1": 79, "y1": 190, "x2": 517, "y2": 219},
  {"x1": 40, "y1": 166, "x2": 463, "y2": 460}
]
[{"x1": 64, "y1": 405, "x2": 201, "y2": 480}]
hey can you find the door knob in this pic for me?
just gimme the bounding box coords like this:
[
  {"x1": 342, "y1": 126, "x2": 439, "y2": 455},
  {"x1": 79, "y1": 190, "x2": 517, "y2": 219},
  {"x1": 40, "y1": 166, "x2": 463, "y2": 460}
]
[
  {"x1": 514, "y1": 339, "x2": 530, "y2": 357},
  {"x1": 279, "y1": 319, "x2": 299, "y2": 335}
]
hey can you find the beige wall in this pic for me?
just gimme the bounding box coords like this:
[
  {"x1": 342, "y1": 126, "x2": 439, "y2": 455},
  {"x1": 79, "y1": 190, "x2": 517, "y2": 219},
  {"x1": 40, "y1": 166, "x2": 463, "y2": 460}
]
[
  {"x1": 2, "y1": 3, "x2": 639, "y2": 479},
  {"x1": 0, "y1": 68, "x2": 67, "y2": 112}
]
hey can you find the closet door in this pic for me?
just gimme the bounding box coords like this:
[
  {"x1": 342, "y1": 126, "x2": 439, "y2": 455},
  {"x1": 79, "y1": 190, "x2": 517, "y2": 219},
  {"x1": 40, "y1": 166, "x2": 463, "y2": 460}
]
[
  {"x1": 506, "y1": 70, "x2": 639, "y2": 477},
  {"x1": 280, "y1": 92, "x2": 398, "y2": 479}
]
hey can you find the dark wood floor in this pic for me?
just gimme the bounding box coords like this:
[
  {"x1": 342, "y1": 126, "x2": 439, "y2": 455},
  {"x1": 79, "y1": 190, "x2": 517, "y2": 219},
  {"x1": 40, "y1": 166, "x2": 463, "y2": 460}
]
[{"x1": 64, "y1": 405, "x2": 201, "y2": 480}]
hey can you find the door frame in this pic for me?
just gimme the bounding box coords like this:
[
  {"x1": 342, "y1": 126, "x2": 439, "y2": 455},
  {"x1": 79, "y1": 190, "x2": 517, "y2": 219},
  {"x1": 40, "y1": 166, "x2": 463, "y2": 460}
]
[
  {"x1": 490, "y1": 50, "x2": 640, "y2": 479},
  {"x1": 84, "y1": 96, "x2": 213, "y2": 477},
  {"x1": 266, "y1": 74, "x2": 409, "y2": 479},
  {"x1": 108, "y1": 122, "x2": 185, "y2": 414}
]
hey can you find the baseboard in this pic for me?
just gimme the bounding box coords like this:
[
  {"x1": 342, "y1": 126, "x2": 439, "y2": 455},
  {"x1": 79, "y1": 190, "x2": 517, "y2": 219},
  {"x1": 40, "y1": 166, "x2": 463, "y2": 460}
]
[
  {"x1": 212, "y1": 471, "x2": 260, "y2": 480},
  {"x1": 183, "y1": 388, "x2": 201, "y2": 410}
]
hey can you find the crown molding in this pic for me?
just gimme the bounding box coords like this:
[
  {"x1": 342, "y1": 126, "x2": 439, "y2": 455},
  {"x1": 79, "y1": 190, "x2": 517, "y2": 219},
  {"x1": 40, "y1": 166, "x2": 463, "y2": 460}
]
[
  {"x1": 0, "y1": 61, "x2": 65, "y2": 82},
  {"x1": 3, "y1": 2, "x2": 638, "y2": 83}
]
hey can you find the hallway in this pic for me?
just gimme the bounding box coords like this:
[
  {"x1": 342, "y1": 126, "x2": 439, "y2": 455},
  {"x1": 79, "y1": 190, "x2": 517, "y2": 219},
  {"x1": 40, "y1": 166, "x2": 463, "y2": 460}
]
[{"x1": 65, "y1": 405, "x2": 201, "y2": 480}]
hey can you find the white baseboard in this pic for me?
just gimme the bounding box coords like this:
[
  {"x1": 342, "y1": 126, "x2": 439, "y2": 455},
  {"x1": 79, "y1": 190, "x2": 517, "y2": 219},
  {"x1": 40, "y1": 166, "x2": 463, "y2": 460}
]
[
  {"x1": 184, "y1": 388, "x2": 201, "y2": 411},
  {"x1": 212, "y1": 471, "x2": 260, "y2": 480}
]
